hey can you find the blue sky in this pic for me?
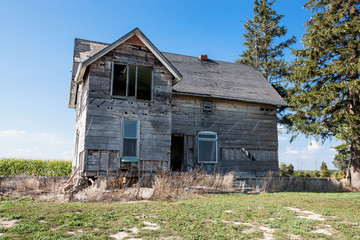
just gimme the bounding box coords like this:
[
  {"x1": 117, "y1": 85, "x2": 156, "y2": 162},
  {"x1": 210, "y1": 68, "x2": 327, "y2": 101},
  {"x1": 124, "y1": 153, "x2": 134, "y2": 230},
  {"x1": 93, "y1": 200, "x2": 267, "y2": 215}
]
[{"x1": 0, "y1": 0, "x2": 339, "y2": 170}]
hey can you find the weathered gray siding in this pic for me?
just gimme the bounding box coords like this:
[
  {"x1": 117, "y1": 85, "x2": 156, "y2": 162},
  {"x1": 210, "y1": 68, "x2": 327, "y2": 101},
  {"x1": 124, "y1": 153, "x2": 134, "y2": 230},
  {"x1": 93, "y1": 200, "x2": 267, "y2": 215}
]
[
  {"x1": 172, "y1": 95, "x2": 279, "y2": 177},
  {"x1": 77, "y1": 43, "x2": 172, "y2": 176},
  {"x1": 72, "y1": 73, "x2": 89, "y2": 172}
]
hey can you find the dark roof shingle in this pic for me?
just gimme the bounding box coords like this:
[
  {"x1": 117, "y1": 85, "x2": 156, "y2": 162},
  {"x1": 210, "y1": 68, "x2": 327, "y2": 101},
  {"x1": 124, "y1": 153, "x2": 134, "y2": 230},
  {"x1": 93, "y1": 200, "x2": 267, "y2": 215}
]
[
  {"x1": 70, "y1": 37, "x2": 286, "y2": 107},
  {"x1": 162, "y1": 52, "x2": 286, "y2": 106}
]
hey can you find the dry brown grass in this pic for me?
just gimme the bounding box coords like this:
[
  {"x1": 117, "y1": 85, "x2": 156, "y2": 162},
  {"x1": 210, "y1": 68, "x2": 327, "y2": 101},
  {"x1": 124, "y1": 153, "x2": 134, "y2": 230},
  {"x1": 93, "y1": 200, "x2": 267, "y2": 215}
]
[
  {"x1": 257, "y1": 173, "x2": 355, "y2": 193},
  {"x1": 54, "y1": 170, "x2": 237, "y2": 202},
  {"x1": 0, "y1": 177, "x2": 67, "y2": 201},
  {"x1": 150, "y1": 170, "x2": 235, "y2": 200},
  {"x1": 2, "y1": 172, "x2": 357, "y2": 203}
]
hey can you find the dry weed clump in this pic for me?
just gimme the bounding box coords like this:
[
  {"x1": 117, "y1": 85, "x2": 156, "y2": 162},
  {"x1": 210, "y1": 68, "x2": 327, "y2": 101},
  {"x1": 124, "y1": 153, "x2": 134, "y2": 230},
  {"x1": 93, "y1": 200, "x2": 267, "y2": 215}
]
[
  {"x1": 1, "y1": 171, "x2": 237, "y2": 202},
  {"x1": 257, "y1": 172, "x2": 354, "y2": 193},
  {"x1": 61, "y1": 170, "x2": 236, "y2": 201},
  {"x1": 150, "y1": 170, "x2": 235, "y2": 200},
  {"x1": 0, "y1": 177, "x2": 66, "y2": 201}
]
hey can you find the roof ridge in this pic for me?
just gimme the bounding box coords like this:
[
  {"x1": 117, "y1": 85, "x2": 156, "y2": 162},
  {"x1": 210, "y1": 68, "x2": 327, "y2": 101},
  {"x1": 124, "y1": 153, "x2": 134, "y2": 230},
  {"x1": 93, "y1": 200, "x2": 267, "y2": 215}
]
[{"x1": 73, "y1": 39, "x2": 257, "y2": 69}]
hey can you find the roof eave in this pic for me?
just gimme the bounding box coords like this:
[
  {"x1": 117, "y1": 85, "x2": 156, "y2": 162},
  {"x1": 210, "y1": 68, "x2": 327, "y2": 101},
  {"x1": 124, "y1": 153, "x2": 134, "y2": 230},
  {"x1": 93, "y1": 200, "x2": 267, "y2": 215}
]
[
  {"x1": 73, "y1": 28, "x2": 182, "y2": 85},
  {"x1": 172, "y1": 91, "x2": 288, "y2": 106}
]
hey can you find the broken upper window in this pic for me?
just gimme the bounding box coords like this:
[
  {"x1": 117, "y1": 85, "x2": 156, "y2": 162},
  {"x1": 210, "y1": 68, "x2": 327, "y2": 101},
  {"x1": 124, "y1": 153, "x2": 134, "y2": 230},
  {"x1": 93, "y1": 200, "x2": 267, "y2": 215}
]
[
  {"x1": 112, "y1": 63, "x2": 152, "y2": 101},
  {"x1": 198, "y1": 131, "x2": 218, "y2": 163}
]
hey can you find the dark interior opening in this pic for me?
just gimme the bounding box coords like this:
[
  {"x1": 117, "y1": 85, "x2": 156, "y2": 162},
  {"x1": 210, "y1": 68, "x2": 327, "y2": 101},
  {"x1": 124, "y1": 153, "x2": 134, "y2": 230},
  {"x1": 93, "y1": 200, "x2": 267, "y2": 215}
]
[{"x1": 171, "y1": 135, "x2": 184, "y2": 171}]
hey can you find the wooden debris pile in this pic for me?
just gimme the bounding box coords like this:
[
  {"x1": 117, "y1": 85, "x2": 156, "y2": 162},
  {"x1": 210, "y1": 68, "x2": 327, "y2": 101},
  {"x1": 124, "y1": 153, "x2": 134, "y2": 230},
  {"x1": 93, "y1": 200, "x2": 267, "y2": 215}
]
[{"x1": 58, "y1": 168, "x2": 91, "y2": 201}]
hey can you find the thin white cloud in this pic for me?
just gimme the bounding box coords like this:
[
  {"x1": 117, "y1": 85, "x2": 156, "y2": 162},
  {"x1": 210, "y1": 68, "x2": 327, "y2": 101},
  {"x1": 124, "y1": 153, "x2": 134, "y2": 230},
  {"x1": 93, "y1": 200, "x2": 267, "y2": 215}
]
[
  {"x1": 279, "y1": 138, "x2": 337, "y2": 170},
  {"x1": 278, "y1": 135, "x2": 289, "y2": 142},
  {"x1": 0, "y1": 129, "x2": 73, "y2": 160},
  {"x1": 0, "y1": 130, "x2": 26, "y2": 139},
  {"x1": 277, "y1": 124, "x2": 287, "y2": 134},
  {"x1": 307, "y1": 140, "x2": 319, "y2": 151},
  {"x1": 282, "y1": 147, "x2": 298, "y2": 155}
]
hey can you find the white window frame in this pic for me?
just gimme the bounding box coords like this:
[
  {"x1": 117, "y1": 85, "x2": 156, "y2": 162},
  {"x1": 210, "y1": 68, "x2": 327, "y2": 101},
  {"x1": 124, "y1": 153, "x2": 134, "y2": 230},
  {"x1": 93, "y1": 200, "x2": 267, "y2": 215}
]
[
  {"x1": 198, "y1": 131, "x2": 218, "y2": 164},
  {"x1": 122, "y1": 118, "x2": 140, "y2": 159},
  {"x1": 204, "y1": 101, "x2": 212, "y2": 111},
  {"x1": 111, "y1": 62, "x2": 153, "y2": 101}
]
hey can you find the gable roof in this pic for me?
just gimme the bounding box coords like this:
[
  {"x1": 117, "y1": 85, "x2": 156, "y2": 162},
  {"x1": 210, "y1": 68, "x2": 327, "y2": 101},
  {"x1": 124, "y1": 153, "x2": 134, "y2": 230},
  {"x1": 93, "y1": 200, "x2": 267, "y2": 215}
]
[
  {"x1": 163, "y1": 53, "x2": 287, "y2": 106},
  {"x1": 73, "y1": 28, "x2": 182, "y2": 84},
  {"x1": 69, "y1": 28, "x2": 183, "y2": 108},
  {"x1": 69, "y1": 28, "x2": 286, "y2": 108}
]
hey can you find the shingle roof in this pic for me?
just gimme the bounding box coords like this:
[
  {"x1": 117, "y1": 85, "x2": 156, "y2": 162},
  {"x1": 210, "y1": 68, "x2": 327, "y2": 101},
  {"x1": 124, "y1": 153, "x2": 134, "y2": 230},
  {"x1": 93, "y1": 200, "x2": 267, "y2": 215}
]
[
  {"x1": 69, "y1": 32, "x2": 287, "y2": 108},
  {"x1": 74, "y1": 28, "x2": 182, "y2": 84},
  {"x1": 162, "y1": 52, "x2": 286, "y2": 106}
]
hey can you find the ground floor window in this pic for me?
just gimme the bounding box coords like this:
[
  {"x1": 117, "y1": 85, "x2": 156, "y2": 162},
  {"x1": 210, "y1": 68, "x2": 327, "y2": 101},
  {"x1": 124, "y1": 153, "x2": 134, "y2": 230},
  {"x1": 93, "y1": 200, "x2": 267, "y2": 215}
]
[
  {"x1": 198, "y1": 131, "x2": 218, "y2": 163},
  {"x1": 123, "y1": 119, "x2": 138, "y2": 160}
]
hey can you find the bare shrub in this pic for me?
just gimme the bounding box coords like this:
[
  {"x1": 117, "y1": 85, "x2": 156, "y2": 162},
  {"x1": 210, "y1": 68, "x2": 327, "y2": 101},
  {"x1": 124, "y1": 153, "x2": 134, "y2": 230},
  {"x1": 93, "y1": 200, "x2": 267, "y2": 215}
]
[
  {"x1": 222, "y1": 173, "x2": 234, "y2": 190},
  {"x1": 24, "y1": 178, "x2": 41, "y2": 191},
  {"x1": 150, "y1": 170, "x2": 181, "y2": 200},
  {"x1": 1, "y1": 171, "x2": 236, "y2": 202},
  {"x1": 76, "y1": 178, "x2": 107, "y2": 202}
]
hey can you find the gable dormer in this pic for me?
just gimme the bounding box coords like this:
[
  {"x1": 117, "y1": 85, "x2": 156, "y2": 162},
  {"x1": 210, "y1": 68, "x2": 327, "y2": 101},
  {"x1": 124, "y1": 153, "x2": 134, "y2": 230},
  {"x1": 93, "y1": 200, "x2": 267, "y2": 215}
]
[{"x1": 69, "y1": 28, "x2": 182, "y2": 108}]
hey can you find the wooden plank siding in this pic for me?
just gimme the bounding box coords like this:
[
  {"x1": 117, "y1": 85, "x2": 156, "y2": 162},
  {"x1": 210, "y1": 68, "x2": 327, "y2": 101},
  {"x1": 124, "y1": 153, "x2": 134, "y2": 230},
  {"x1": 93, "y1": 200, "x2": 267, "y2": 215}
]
[
  {"x1": 73, "y1": 42, "x2": 173, "y2": 176},
  {"x1": 171, "y1": 95, "x2": 279, "y2": 177},
  {"x1": 71, "y1": 39, "x2": 280, "y2": 177},
  {"x1": 72, "y1": 72, "x2": 89, "y2": 171}
]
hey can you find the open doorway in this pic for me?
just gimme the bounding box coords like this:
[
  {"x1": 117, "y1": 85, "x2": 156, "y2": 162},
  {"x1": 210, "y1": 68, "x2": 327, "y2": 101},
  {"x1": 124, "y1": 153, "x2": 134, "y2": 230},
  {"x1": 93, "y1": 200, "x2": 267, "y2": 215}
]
[{"x1": 170, "y1": 135, "x2": 184, "y2": 171}]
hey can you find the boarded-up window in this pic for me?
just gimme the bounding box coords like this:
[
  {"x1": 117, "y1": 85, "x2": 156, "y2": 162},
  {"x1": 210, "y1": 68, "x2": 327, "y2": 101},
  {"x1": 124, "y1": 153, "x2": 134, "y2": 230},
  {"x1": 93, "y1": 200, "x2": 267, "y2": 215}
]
[
  {"x1": 123, "y1": 119, "x2": 138, "y2": 157},
  {"x1": 112, "y1": 63, "x2": 152, "y2": 100},
  {"x1": 198, "y1": 131, "x2": 218, "y2": 163}
]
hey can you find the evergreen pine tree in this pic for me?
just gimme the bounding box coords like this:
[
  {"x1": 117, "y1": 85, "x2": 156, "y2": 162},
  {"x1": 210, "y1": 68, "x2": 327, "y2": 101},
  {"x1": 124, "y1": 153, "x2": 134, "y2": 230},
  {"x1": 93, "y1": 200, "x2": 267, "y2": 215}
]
[
  {"x1": 237, "y1": 0, "x2": 295, "y2": 123},
  {"x1": 320, "y1": 161, "x2": 331, "y2": 178},
  {"x1": 288, "y1": 0, "x2": 360, "y2": 187}
]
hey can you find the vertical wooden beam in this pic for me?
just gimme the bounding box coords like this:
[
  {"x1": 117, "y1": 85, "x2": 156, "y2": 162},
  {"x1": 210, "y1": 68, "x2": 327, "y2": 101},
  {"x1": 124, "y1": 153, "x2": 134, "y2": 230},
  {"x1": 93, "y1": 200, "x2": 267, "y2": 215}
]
[
  {"x1": 97, "y1": 150, "x2": 100, "y2": 176},
  {"x1": 106, "y1": 151, "x2": 110, "y2": 174},
  {"x1": 83, "y1": 150, "x2": 88, "y2": 173},
  {"x1": 185, "y1": 135, "x2": 188, "y2": 171},
  {"x1": 150, "y1": 160, "x2": 153, "y2": 175}
]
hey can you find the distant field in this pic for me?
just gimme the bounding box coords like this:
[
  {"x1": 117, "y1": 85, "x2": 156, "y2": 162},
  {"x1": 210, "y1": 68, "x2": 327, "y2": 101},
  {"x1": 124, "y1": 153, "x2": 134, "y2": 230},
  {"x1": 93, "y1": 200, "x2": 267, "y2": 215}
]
[
  {"x1": 0, "y1": 192, "x2": 359, "y2": 239},
  {"x1": 0, "y1": 158, "x2": 71, "y2": 177}
]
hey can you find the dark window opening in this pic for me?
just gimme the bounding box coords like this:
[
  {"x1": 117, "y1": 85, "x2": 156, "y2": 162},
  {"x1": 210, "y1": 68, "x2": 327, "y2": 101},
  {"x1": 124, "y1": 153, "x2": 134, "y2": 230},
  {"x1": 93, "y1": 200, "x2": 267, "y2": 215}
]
[
  {"x1": 137, "y1": 65, "x2": 152, "y2": 100},
  {"x1": 112, "y1": 63, "x2": 152, "y2": 100},
  {"x1": 260, "y1": 107, "x2": 274, "y2": 112},
  {"x1": 112, "y1": 64, "x2": 127, "y2": 97},
  {"x1": 204, "y1": 102, "x2": 212, "y2": 111},
  {"x1": 128, "y1": 65, "x2": 136, "y2": 97}
]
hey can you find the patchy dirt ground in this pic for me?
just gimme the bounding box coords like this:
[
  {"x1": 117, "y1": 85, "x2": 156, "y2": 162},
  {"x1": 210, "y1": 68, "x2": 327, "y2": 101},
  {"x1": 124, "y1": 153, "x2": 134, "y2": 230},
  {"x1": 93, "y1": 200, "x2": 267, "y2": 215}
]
[
  {"x1": 177, "y1": 207, "x2": 338, "y2": 240},
  {"x1": 0, "y1": 203, "x2": 339, "y2": 239},
  {"x1": 0, "y1": 192, "x2": 358, "y2": 239},
  {"x1": 285, "y1": 206, "x2": 338, "y2": 237}
]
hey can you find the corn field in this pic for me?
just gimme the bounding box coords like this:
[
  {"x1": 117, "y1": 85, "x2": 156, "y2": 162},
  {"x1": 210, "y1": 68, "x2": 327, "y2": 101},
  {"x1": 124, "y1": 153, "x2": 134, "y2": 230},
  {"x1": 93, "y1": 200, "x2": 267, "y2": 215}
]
[{"x1": 0, "y1": 158, "x2": 71, "y2": 177}]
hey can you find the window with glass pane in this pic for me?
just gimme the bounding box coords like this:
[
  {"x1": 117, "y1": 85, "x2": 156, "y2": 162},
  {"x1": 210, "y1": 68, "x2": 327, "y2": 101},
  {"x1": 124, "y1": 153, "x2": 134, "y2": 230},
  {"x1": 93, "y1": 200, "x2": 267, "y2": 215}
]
[
  {"x1": 112, "y1": 64, "x2": 127, "y2": 96},
  {"x1": 198, "y1": 132, "x2": 218, "y2": 163},
  {"x1": 123, "y1": 120, "x2": 138, "y2": 157}
]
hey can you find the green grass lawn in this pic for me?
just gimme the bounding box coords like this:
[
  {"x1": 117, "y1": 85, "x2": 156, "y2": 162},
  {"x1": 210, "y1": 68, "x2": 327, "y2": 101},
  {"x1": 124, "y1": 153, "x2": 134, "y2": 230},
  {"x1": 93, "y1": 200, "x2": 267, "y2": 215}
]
[{"x1": 0, "y1": 192, "x2": 359, "y2": 239}]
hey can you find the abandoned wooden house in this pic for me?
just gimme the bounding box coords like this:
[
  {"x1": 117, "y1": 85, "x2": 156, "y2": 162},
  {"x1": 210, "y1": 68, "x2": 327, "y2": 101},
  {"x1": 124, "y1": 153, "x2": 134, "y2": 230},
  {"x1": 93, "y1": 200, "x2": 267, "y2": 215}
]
[{"x1": 68, "y1": 28, "x2": 286, "y2": 178}]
